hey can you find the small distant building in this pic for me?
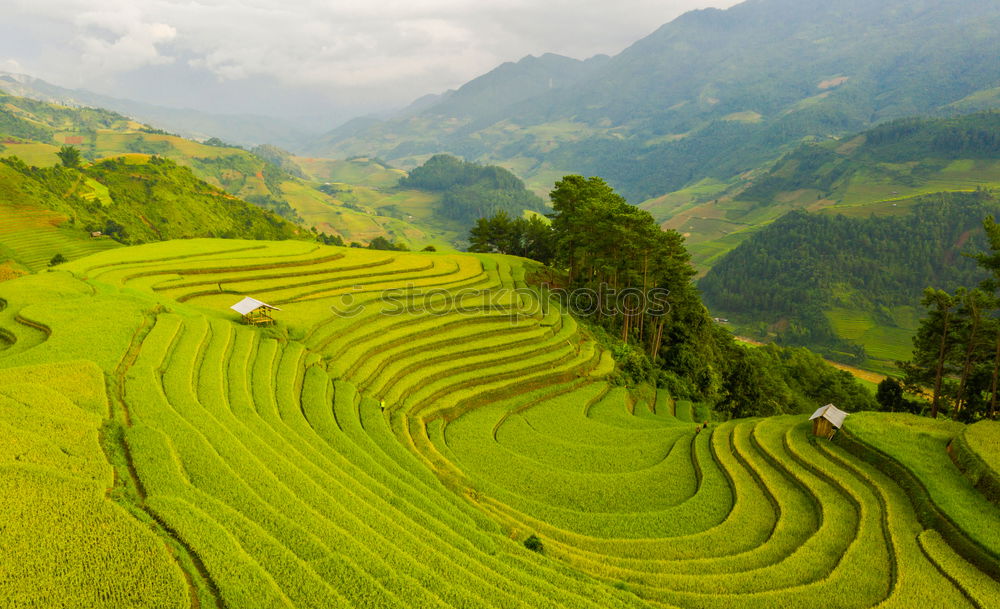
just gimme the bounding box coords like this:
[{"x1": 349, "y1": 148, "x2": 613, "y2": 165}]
[
  {"x1": 230, "y1": 297, "x2": 280, "y2": 326},
  {"x1": 809, "y1": 403, "x2": 849, "y2": 439},
  {"x1": 91, "y1": 231, "x2": 103, "y2": 238}
]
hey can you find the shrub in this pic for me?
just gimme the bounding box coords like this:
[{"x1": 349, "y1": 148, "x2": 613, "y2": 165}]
[{"x1": 523, "y1": 534, "x2": 544, "y2": 554}]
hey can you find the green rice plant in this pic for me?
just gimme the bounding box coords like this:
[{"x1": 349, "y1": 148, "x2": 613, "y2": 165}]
[
  {"x1": 0, "y1": 375, "x2": 187, "y2": 609},
  {"x1": 587, "y1": 387, "x2": 683, "y2": 429},
  {"x1": 349, "y1": 294, "x2": 563, "y2": 391},
  {"x1": 0, "y1": 205, "x2": 120, "y2": 271},
  {"x1": 494, "y1": 409, "x2": 686, "y2": 475},
  {"x1": 840, "y1": 413, "x2": 1000, "y2": 564},
  {"x1": 70, "y1": 239, "x2": 306, "y2": 277},
  {"x1": 131, "y1": 322, "x2": 439, "y2": 605},
  {"x1": 0, "y1": 465, "x2": 189, "y2": 609},
  {"x1": 146, "y1": 316, "x2": 632, "y2": 604},
  {"x1": 446, "y1": 412, "x2": 732, "y2": 539},
  {"x1": 271, "y1": 254, "x2": 484, "y2": 304},
  {"x1": 354, "y1": 316, "x2": 556, "y2": 394},
  {"x1": 92, "y1": 246, "x2": 331, "y2": 292},
  {"x1": 18, "y1": 238, "x2": 997, "y2": 609},
  {"x1": 154, "y1": 254, "x2": 396, "y2": 293},
  {"x1": 380, "y1": 314, "x2": 584, "y2": 407},
  {"x1": 814, "y1": 436, "x2": 976, "y2": 608},
  {"x1": 639, "y1": 419, "x2": 890, "y2": 608},
  {"x1": 510, "y1": 420, "x2": 777, "y2": 576},
  {"x1": 918, "y1": 530, "x2": 1000, "y2": 608},
  {"x1": 174, "y1": 257, "x2": 434, "y2": 303},
  {"x1": 951, "y1": 421, "x2": 1000, "y2": 506},
  {"x1": 674, "y1": 399, "x2": 694, "y2": 422},
  {"x1": 404, "y1": 341, "x2": 599, "y2": 420},
  {"x1": 0, "y1": 385, "x2": 108, "y2": 482},
  {"x1": 0, "y1": 360, "x2": 106, "y2": 414}
]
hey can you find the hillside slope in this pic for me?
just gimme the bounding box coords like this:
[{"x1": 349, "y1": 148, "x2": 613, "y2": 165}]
[
  {"x1": 0, "y1": 239, "x2": 996, "y2": 607},
  {"x1": 699, "y1": 191, "x2": 1000, "y2": 370},
  {"x1": 651, "y1": 111, "x2": 1000, "y2": 270},
  {"x1": 0, "y1": 90, "x2": 538, "y2": 249},
  {"x1": 0, "y1": 153, "x2": 305, "y2": 271}
]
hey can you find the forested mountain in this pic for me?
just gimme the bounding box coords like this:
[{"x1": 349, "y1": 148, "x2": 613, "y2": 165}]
[
  {"x1": 700, "y1": 191, "x2": 1000, "y2": 366},
  {"x1": 399, "y1": 154, "x2": 545, "y2": 224},
  {"x1": 310, "y1": 0, "x2": 1000, "y2": 202}
]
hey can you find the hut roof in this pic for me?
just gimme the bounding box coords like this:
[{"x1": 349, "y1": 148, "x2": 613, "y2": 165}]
[
  {"x1": 809, "y1": 403, "x2": 848, "y2": 429},
  {"x1": 230, "y1": 297, "x2": 281, "y2": 315}
]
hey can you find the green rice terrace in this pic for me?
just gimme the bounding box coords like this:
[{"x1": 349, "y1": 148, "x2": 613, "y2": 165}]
[{"x1": 1, "y1": 238, "x2": 999, "y2": 608}]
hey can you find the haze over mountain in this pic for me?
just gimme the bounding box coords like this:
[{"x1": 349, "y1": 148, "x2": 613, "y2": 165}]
[
  {"x1": 1, "y1": 0, "x2": 738, "y2": 128},
  {"x1": 0, "y1": 72, "x2": 308, "y2": 149},
  {"x1": 313, "y1": 0, "x2": 1000, "y2": 203}
]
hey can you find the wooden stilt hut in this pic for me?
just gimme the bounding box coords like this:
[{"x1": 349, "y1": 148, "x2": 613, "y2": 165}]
[
  {"x1": 230, "y1": 297, "x2": 280, "y2": 326},
  {"x1": 809, "y1": 403, "x2": 849, "y2": 439}
]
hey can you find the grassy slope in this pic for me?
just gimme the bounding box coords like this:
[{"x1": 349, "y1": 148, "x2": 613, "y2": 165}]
[
  {"x1": 0, "y1": 238, "x2": 996, "y2": 608},
  {"x1": 649, "y1": 157, "x2": 1000, "y2": 273},
  {"x1": 647, "y1": 111, "x2": 1000, "y2": 274},
  {"x1": 0, "y1": 92, "x2": 470, "y2": 250},
  {"x1": 0, "y1": 155, "x2": 303, "y2": 271}
]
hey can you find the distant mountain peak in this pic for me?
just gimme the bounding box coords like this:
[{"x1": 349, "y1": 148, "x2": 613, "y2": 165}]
[{"x1": 309, "y1": 0, "x2": 1000, "y2": 203}]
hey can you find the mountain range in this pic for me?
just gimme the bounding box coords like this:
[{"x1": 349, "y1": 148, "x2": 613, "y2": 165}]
[{"x1": 308, "y1": 0, "x2": 1000, "y2": 205}]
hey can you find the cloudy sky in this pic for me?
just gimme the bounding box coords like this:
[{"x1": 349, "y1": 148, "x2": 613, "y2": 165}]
[{"x1": 1, "y1": 0, "x2": 740, "y2": 124}]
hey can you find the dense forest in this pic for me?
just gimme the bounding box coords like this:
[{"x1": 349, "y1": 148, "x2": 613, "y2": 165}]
[
  {"x1": 700, "y1": 191, "x2": 1000, "y2": 356},
  {"x1": 397, "y1": 154, "x2": 546, "y2": 224},
  {"x1": 470, "y1": 175, "x2": 876, "y2": 416}
]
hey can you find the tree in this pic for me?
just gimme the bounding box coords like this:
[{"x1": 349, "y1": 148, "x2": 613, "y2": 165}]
[
  {"x1": 901, "y1": 288, "x2": 957, "y2": 418},
  {"x1": 317, "y1": 233, "x2": 345, "y2": 246},
  {"x1": 468, "y1": 212, "x2": 555, "y2": 263},
  {"x1": 400, "y1": 154, "x2": 544, "y2": 224},
  {"x1": 56, "y1": 145, "x2": 81, "y2": 168},
  {"x1": 952, "y1": 288, "x2": 993, "y2": 415},
  {"x1": 48, "y1": 253, "x2": 67, "y2": 266},
  {"x1": 549, "y1": 175, "x2": 628, "y2": 284},
  {"x1": 368, "y1": 236, "x2": 408, "y2": 251},
  {"x1": 102, "y1": 220, "x2": 127, "y2": 241},
  {"x1": 469, "y1": 211, "x2": 517, "y2": 255},
  {"x1": 522, "y1": 215, "x2": 555, "y2": 265},
  {"x1": 875, "y1": 378, "x2": 916, "y2": 413}
]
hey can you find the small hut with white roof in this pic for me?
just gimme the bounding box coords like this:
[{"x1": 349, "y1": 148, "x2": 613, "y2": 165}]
[
  {"x1": 230, "y1": 297, "x2": 280, "y2": 326},
  {"x1": 809, "y1": 403, "x2": 849, "y2": 439}
]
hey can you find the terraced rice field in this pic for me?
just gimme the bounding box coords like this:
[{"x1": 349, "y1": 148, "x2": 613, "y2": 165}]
[
  {"x1": 1, "y1": 238, "x2": 998, "y2": 608},
  {"x1": 0, "y1": 204, "x2": 119, "y2": 271}
]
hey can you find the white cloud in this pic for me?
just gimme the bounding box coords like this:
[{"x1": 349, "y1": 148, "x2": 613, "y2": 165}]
[
  {"x1": 5, "y1": 0, "x2": 741, "y2": 114},
  {"x1": 8, "y1": 0, "x2": 177, "y2": 76},
  {"x1": 0, "y1": 58, "x2": 23, "y2": 73}
]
